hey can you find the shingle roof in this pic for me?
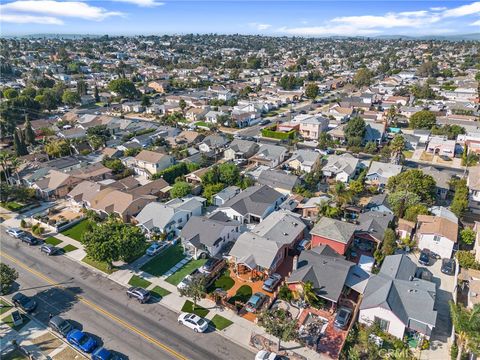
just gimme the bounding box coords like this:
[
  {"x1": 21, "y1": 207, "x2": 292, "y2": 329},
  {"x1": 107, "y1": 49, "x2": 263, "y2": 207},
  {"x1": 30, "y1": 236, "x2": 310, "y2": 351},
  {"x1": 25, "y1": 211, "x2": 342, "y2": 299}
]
[
  {"x1": 180, "y1": 215, "x2": 239, "y2": 248},
  {"x1": 220, "y1": 185, "x2": 283, "y2": 217},
  {"x1": 257, "y1": 170, "x2": 299, "y2": 192},
  {"x1": 311, "y1": 217, "x2": 356, "y2": 244},
  {"x1": 356, "y1": 212, "x2": 395, "y2": 242},
  {"x1": 417, "y1": 215, "x2": 458, "y2": 243},
  {"x1": 135, "y1": 150, "x2": 168, "y2": 163}
]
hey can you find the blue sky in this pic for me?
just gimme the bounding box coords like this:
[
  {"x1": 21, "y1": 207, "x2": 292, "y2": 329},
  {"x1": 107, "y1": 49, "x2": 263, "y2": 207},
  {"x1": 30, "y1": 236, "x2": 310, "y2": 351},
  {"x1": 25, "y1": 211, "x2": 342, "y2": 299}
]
[{"x1": 1, "y1": 1, "x2": 479, "y2": 36}]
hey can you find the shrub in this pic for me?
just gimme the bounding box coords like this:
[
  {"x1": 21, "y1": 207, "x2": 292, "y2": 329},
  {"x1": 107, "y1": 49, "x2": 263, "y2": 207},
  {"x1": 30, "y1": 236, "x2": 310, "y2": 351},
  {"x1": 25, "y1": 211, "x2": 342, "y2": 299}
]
[
  {"x1": 20, "y1": 219, "x2": 26, "y2": 228},
  {"x1": 456, "y1": 250, "x2": 480, "y2": 270},
  {"x1": 278, "y1": 284, "x2": 293, "y2": 302}
]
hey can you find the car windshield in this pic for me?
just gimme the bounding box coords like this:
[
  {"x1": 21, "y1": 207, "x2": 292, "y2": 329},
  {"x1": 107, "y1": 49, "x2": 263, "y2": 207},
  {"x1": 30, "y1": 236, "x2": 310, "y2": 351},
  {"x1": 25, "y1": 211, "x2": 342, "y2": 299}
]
[
  {"x1": 197, "y1": 319, "x2": 206, "y2": 326},
  {"x1": 78, "y1": 334, "x2": 89, "y2": 345},
  {"x1": 338, "y1": 310, "x2": 348, "y2": 319}
]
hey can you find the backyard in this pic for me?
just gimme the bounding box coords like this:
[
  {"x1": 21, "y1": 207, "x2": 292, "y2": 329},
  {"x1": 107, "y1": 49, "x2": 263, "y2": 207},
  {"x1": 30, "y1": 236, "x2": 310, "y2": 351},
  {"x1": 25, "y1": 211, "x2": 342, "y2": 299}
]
[
  {"x1": 61, "y1": 219, "x2": 90, "y2": 242},
  {"x1": 165, "y1": 259, "x2": 207, "y2": 286},
  {"x1": 207, "y1": 269, "x2": 235, "y2": 293},
  {"x1": 140, "y1": 243, "x2": 185, "y2": 276}
]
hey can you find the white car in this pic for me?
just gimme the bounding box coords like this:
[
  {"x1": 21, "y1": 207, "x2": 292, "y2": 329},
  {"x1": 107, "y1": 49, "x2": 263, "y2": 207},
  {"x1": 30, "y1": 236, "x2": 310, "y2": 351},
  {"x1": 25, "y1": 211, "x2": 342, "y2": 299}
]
[
  {"x1": 177, "y1": 313, "x2": 209, "y2": 333},
  {"x1": 6, "y1": 228, "x2": 25, "y2": 238},
  {"x1": 255, "y1": 350, "x2": 279, "y2": 360}
]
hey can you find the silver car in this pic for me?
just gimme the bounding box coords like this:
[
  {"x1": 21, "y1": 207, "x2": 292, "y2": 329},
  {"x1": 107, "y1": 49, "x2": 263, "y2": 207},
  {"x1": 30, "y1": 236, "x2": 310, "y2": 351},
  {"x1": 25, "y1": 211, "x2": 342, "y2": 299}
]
[{"x1": 262, "y1": 273, "x2": 282, "y2": 292}]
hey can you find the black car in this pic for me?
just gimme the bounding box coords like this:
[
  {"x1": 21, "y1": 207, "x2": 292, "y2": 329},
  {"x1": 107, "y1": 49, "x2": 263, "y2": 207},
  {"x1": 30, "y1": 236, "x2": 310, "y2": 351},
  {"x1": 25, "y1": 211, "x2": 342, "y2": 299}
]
[
  {"x1": 49, "y1": 315, "x2": 73, "y2": 337},
  {"x1": 19, "y1": 233, "x2": 41, "y2": 246},
  {"x1": 418, "y1": 250, "x2": 430, "y2": 266},
  {"x1": 12, "y1": 292, "x2": 37, "y2": 312},
  {"x1": 441, "y1": 258, "x2": 455, "y2": 275},
  {"x1": 126, "y1": 287, "x2": 150, "y2": 303},
  {"x1": 40, "y1": 244, "x2": 61, "y2": 256}
]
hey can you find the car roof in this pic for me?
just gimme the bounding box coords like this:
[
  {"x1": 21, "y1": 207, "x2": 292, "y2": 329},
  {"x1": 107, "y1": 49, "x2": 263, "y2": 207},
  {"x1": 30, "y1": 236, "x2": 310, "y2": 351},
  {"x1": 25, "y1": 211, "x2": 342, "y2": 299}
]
[
  {"x1": 12, "y1": 292, "x2": 27, "y2": 300},
  {"x1": 50, "y1": 315, "x2": 67, "y2": 325}
]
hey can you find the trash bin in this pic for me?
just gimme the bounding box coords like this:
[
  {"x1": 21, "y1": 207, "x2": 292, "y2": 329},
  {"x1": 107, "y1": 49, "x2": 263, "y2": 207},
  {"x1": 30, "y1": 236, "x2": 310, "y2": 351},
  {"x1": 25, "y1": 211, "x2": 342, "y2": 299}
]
[{"x1": 11, "y1": 310, "x2": 23, "y2": 326}]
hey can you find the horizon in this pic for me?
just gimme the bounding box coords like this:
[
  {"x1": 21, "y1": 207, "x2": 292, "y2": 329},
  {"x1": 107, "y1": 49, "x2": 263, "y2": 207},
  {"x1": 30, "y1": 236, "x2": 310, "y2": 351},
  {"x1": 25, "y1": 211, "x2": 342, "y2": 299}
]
[{"x1": 1, "y1": 1, "x2": 479, "y2": 37}]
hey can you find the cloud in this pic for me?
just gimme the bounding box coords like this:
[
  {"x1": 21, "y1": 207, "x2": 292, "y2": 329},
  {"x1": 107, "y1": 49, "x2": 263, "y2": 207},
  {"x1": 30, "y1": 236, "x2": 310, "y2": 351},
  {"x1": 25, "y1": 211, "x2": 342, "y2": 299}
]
[
  {"x1": 471, "y1": 19, "x2": 480, "y2": 26},
  {"x1": 109, "y1": 0, "x2": 164, "y2": 7},
  {"x1": 249, "y1": 22, "x2": 272, "y2": 31},
  {"x1": 278, "y1": 1, "x2": 480, "y2": 36},
  {"x1": 1, "y1": 13, "x2": 64, "y2": 25}
]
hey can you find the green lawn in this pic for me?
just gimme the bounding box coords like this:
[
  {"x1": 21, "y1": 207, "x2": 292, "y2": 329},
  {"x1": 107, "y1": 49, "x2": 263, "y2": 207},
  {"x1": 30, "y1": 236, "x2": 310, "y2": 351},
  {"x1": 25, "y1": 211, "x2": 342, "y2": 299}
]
[
  {"x1": 128, "y1": 275, "x2": 151, "y2": 289},
  {"x1": 82, "y1": 256, "x2": 115, "y2": 274},
  {"x1": 194, "y1": 121, "x2": 211, "y2": 128},
  {"x1": 0, "y1": 202, "x2": 24, "y2": 211},
  {"x1": 0, "y1": 299, "x2": 12, "y2": 315},
  {"x1": 140, "y1": 244, "x2": 185, "y2": 276},
  {"x1": 61, "y1": 219, "x2": 90, "y2": 242},
  {"x1": 228, "y1": 285, "x2": 252, "y2": 305},
  {"x1": 209, "y1": 315, "x2": 233, "y2": 331},
  {"x1": 62, "y1": 244, "x2": 78, "y2": 253},
  {"x1": 165, "y1": 259, "x2": 207, "y2": 286},
  {"x1": 207, "y1": 269, "x2": 234, "y2": 293},
  {"x1": 44, "y1": 237, "x2": 63, "y2": 246},
  {"x1": 150, "y1": 286, "x2": 171, "y2": 299},
  {"x1": 181, "y1": 300, "x2": 209, "y2": 318}
]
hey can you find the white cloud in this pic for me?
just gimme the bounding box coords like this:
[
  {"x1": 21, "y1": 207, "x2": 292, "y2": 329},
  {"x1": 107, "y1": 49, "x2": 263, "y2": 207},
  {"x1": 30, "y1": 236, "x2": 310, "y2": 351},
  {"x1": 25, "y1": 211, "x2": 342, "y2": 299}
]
[
  {"x1": 278, "y1": 25, "x2": 379, "y2": 36},
  {"x1": 249, "y1": 22, "x2": 272, "y2": 31},
  {"x1": 430, "y1": 7, "x2": 447, "y2": 11},
  {"x1": 109, "y1": 0, "x2": 164, "y2": 7},
  {"x1": 1, "y1": 13, "x2": 64, "y2": 25},
  {"x1": 471, "y1": 19, "x2": 480, "y2": 26},
  {"x1": 442, "y1": 2, "x2": 480, "y2": 17}
]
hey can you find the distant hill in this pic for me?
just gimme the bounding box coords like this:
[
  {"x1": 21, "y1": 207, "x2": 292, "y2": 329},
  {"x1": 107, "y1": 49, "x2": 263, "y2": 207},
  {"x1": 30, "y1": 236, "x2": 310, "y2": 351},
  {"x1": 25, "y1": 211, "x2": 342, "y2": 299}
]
[{"x1": 373, "y1": 33, "x2": 480, "y2": 41}]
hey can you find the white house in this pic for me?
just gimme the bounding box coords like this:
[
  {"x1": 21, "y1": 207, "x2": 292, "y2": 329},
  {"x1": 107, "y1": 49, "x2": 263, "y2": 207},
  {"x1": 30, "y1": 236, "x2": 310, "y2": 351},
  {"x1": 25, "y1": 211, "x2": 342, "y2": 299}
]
[
  {"x1": 416, "y1": 215, "x2": 458, "y2": 259},
  {"x1": 322, "y1": 153, "x2": 361, "y2": 183}
]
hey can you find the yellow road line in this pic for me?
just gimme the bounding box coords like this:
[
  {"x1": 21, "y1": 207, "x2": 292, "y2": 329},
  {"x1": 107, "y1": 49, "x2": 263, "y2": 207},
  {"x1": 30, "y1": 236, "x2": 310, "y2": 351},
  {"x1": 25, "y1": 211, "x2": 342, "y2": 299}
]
[{"x1": 1, "y1": 251, "x2": 188, "y2": 360}]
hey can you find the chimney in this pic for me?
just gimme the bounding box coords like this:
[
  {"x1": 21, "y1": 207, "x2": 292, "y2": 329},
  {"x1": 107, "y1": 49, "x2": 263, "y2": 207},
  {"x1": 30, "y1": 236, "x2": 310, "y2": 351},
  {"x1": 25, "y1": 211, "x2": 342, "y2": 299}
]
[{"x1": 292, "y1": 255, "x2": 298, "y2": 271}]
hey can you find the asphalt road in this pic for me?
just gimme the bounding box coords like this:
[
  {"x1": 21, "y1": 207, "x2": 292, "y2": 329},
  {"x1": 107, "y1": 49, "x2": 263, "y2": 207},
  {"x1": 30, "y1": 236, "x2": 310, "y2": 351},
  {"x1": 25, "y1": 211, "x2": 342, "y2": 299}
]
[{"x1": 0, "y1": 229, "x2": 254, "y2": 360}]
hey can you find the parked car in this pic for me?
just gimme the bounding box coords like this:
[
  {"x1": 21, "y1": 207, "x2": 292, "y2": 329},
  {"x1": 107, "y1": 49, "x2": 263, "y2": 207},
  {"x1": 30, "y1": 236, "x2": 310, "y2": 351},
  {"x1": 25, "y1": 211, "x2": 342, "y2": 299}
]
[
  {"x1": 259, "y1": 119, "x2": 271, "y2": 126},
  {"x1": 334, "y1": 307, "x2": 353, "y2": 330},
  {"x1": 296, "y1": 239, "x2": 311, "y2": 252},
  {"x1": 262, "y1": 273, "x2": 282, "y2": 293},
  {"x1": 126, "y1": 287, "x2": 150, "y2": 303},
  {"x1": 19, "y1": 233, "x2": 41, "y2": 246},
  {"x1": 67, "y1": 329, "x2": 97, "y2": 353},
  {"x1": 418, "y1": 250, "x2": 431, "y2": 266},
  {"x1": 6, "y1": 227, "x2": 25, "y2": 238},
  {"x1": 49, "y1": 315, "x2": 73, "y2": 337},
  {"x1": 146, "y1": 242, "x2": 168, "y2": 256},
  {"x1": 12, "y1": 292, "x2": 37, "y2": 312},
  {"x1": 255, "y1": 350, "x2": 284, "y2": 360},
  {"x1": 177, "y1": 313, "x2": 209, "y2": 333},
  {"x1": 245, "y1": 292, "x2": 268, "y2": 313},
  {"x1": 40, "y1": 244, "x2": 61, "y2": 256},
  {"x1": 199, "y1": 257, "x2": 224, "y2": 275},
  {"x1": 92, "y1": 347, "x2": 117, "y2": 360},
  {"x1": 441, "y1": 258, "x2": 455, "y2": 275}
]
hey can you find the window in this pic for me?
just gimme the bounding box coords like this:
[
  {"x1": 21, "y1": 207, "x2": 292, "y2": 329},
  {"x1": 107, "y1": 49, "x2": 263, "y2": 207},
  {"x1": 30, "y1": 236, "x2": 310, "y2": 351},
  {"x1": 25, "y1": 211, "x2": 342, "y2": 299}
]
[
  {"x1": 433, "y1": 235, "x2": 441, "y2": 243},
  {"x1": 374, "y1": 316, "x2": 390, "y2": 331}
]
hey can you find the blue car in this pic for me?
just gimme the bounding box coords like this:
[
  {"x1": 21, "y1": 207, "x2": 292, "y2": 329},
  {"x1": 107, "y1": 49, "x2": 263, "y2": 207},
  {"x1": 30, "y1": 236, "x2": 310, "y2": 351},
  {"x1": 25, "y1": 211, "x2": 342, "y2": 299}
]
[
  {"x1": 92, "y1": 347, "x2": 116, "y2": 360},
  {"x1": 67, "y1": 329, "x2": 97, "y2": 353}
]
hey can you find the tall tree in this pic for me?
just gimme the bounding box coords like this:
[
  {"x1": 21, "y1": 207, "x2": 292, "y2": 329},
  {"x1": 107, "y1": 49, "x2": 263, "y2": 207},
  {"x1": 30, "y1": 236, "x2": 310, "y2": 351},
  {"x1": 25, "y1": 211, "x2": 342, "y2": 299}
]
[
  {"x1": 13, "y1": 129, "x2": 27, "y2": 156},
  {"x1": 387, "y1": 169, "x2": 436, "y2": 205},
  {"x1": 409, "y1": 110, "x2": 436, "y2": 130},
  {"x1": 305, "y1": 83, "x2": 319, "y2": 100},
  {"x1": 449, "y1": 302, "x2": 480, "y2": 360},
  {"x1": 24, "y1": 117, "x2": 36, "y2": 144},
  {"x1": 0, "y1": 263, "x2": 18, "y2": 295},
  {"x1": 76, "y1": 80, "x2": 88, "y2": 96},
  {"x1": 258, "y1": 309, "x2": 298, "y2": 352},
  {"x1": 179, "y1": 274, "x2": 206, "y2": 311}
]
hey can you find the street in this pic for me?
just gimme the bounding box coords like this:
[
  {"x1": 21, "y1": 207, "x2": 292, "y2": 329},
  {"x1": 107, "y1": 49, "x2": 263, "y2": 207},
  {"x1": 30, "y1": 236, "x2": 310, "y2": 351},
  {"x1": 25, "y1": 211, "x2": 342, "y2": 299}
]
[{"x1": 0, "y1": 230, "x2": 254, "y2": 360}]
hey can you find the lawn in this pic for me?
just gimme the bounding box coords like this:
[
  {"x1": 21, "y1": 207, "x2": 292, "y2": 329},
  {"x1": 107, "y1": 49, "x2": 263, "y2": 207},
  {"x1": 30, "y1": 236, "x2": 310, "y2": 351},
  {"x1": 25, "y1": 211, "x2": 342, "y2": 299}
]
[
  {"x1": 0, "y1": 202, "x2": 24, "y2": 212},
  {"x1": 128, "y1": 275, "x2": 151, "y2": 289},
  {"x1": 140, "y1": 243, "x2": 185, "y2": 276},
  {"x1": 181, "y1": 300, "x2": 209, "y2": 318},
  {"x1": 61, "y1": 219, "x2": 90, "y2": 242},
  {"x1": 150, "y1": 286, "x2": 171, "y2": 299},
  {"x1": 403, "y1": 150, "x2": 413, "y2": 159},
  {"x1": 207, "y1": 269, "x2": 234, "y2": 293},
  {"x1": 82, "y1": 256, "x2": 115, "y2": 274},
  {"x1": 165, "y1": 259, "x2": 207, "y2": 286},
  {"x1": 209, "y1": 315, "x2": 233, "y2": 331},
  {"x1": 228, "y1": 285, "x2": 252, "y2": 305},
  {"x1": 194, "y1": 121, "x2": 212, "y2": 128},
  {"x1": 0, "y1": 299, "x2": 12, "y2": 315},
  {"x1": 44, "y1": 237, "x2": 63, "y2": 246},
  {"x1": 62, "y1": 244, "x2": 78, "y2": 253}
]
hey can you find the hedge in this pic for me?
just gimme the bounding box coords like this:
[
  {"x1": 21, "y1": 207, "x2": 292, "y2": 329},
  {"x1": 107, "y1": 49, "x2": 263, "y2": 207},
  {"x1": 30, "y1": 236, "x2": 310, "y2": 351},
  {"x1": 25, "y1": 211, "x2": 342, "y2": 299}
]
[
  {"x1": 261, "y1": 126, "x2": 297, "y2": 140},
  {"x1": 152, "y1": 162, "x2": 199, "y2": 184}
]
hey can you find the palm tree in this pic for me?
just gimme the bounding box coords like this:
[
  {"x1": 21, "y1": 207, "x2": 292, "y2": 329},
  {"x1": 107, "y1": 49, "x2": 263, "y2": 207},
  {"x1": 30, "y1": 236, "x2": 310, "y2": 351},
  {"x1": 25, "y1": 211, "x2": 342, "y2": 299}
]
[
  {"x1": 0, "y1": 151, "x2": 11, "y2": 182},
  {"x1": 449, "y1": 302, "x2": 480, "y2": 360},
  {"x1": 302, "y1": 281, "x2": 319, "y2": 306},
  {"x1": 9, "y1": 157, "x2": 21, "y2": 184},
  {"x1": 329, "y1": 181, "x2": 352, "y2": 206}
]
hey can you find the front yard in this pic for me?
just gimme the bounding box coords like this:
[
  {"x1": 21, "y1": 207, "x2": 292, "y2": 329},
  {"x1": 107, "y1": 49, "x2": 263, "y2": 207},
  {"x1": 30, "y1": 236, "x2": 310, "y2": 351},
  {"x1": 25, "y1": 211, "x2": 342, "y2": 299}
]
[
  {"x1": 209, "y1": 314, "x2": 233, "y2": 331},
  {"x1": 128, "y1": 275, "x2": 151, "y2": 288},
  {"x1": 165, "y1": 259, "x2": 207, "y2": 286},
  {"x1": 82, "y1": 256, "x2": 116, "y2": 274},
  {"x1": 140, "y1": 243, "x2": 185, "y2": 276},
  {"x1": 181, "y1": 300, "x2": 209, "y2": 317},
  {"x1": 61, "y1": 219, "x2": 90, "y2": 242}
]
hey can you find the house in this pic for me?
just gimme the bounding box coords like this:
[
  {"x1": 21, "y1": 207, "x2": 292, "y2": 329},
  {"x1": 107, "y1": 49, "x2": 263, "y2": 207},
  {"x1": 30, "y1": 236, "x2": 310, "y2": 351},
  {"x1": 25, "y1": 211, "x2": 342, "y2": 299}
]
[
  {"x1": 214, "y1": 185, "x2": 285, "y2": 224},
  {"x1": 67, "y1": 180, "x2": 104, "y2": 208},
  {"x1": 291, "y1": 114, "x2": 329, "y2": 140},
  {"x1": 310, "y1": 217, "x2": 357, "y2": 255},
  {"x1": 198, "y1": 134, "x2": 229, "y2": 154},
  {"x1": 296, "y1": 195, "x2": 331, "y2": 220},
  {"x1": 287, "y1": 245, "x2": 369, "y2": 306},
  {"x1": 364, "y1": 120, "x2": 386, "y2": 145},
  {"x1": 223, "y1": 139, "x2": 259, "y2": 161},
  {"x1": 228, "y1": 210, "x2": 306, "y2": 275},
  {"x1": 416, "y1": 215, "x2": 458, "y2": 259},
  {"x1": 135, "y1": 196, "x2": 206, "y2": 237},
  {"x1": 212, "y1": 186, "x2": 241, "y2": 206},
  {"x1": 174, "y1": 131, "x2": 205, "y2": 146},
  {"x1": 133, "y1": 150, "x2": 174, "y2": 177},
  {"x1": 420, "y1": 166, "x2": 452, "y2": 200},
  {"x1": 31, "y1": 169, "x2": 82, "y2": 200},
  {"x1": 355, "y1": 211, "x2": 395, "y2": 245},
  {"x1": 359, "y1": 254, "x2": 437, "y2": 340},
  {"x1": 69, "y1": 163, "x2": 113, "y2": 182},
  {"x1": 397, "y1": 219, "x2": 416, "y2": 240},
  {"x1": 102, "y1": 147, "x2": 123, "y2": 159},
  {"x1": 248, "y1": 144, "x2": 288, "y2": 168},
  {"x1": 467, "y1": 165, "x2": 480, "y2": 206},
  {"x1": 257, "y1": 170, "x2": 300, "y2": 195},
  {"x1": 426, "y1": 136, "x2": 456, "y2": 158},
  {"x1": 403, "y1": 134, "x2": 421, "y2": 150},
  {"x1": 364, "y1": 193, "x2": 393, "y2": 214},
  {"x1": 186, "y1": 108, "x2": 209, "y2": 122},
  {"x1": 287, "y1": 149, "x2": 321, "y2": 173},
  {"x1": 322, "y1": 153, "x2": 361, "y2": 183},
  {"x1": 366, "y1": 162, "x2": 402, "y2": 187},
  {"x1": 148, "y1": 80, "x2": 169, "y2": 93},
  {"x1": 180, "y1": 212, "x2": 241, "y2": 259}
]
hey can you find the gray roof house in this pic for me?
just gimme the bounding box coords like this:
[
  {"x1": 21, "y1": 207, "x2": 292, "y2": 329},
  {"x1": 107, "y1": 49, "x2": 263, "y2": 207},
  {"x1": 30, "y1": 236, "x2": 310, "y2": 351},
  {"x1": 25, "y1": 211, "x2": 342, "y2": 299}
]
[
  {"x1": 180, "y1": 213, "x2": 241, "y2": 259},
  {"x1": 212, "y1": 186, "x2": 241, "y2": 206},
  {"x1": 215, "y1": 185, "x2": 285, "y2": 224},
  {"x1": 322, "y1": 153, "x2": 360, "y2": 183},
  {"x1": 359, "y1": 254, "x2": 437, "y2": 339},
  {"x1": 287, "y1": 149, "x2": 321, "y2": 173},
  {"x1": 420, "y1": 166, "x2": 453, "y2": 200},
  {"x1": 257, "y1": 170, "x2": 300, "y2": 195},
  {"x1": 355, "y1": 211, "x2": 395, "y2": 244},
  {"x1": 366, "y1": 161, "x2": 402, "y2": 187},
  {"x1": 287, "y1": 245, "x2": 369, "y2": 304},
  {"x1": 229, "y1": 210, "x2": 306, "y2": 273},
  {"x1": 249, "y1": 144, "x2": 289, "y2": 168},
  {"x1": 224, "y1": 139, "x2": 259, "y2": 161},
  {"x1": 198, "y1": 134, "x2": 229, "y2": 154}
]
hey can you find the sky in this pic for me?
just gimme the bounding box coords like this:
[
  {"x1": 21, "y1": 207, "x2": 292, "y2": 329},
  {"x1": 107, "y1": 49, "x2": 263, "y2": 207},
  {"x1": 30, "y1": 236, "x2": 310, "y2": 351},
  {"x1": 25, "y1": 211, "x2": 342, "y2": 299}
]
[{"x1": 0, "y1": 0, "x2": 479, "y2": 37}]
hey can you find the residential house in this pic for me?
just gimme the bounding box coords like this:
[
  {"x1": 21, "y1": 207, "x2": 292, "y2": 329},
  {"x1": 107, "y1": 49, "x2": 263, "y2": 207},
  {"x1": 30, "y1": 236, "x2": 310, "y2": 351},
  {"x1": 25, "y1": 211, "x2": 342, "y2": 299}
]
[
  {"x1": 359, "y1": 254, "x2": 437, "y2": 339},
  {"x1": 426, "y1": 136, "x2": 456, "y2": 158},
  {"x1": 198, "y1": 134, "x2": 229, "y2": 155},
  {"x1": 249, "y1": 144, "x2": 289, "y2": 168},
  {"x1": 397, "y1": 219, "x2": 416, "y2": 240},
  {"x1": 291, "y1": 114, "x2": 329, "y2": 140},
  {"x1": 133, "y1": 150, "x2": 174, "y2": 177},
  {"x1": 421, "y1": 166, "x2": 452, "y2": 201},
  {"x1": 364, "y1": 193, "x2": 393, "y2": 214},
  {"x1": 366, "y1": 162, "x2": 402, "y2": 187},
  {"x1": 416, "y1": 215, "x2": 458, "y2": 259},
  {"x1": 214, "y1": 185, "x2": 285, "y2": 224},
  {"x1": 212, "y1": 186, "x2": 241, "y2": 206},
  {"x1": 296, "y1": 195, "x2": 331, "y2": 220},
  {"x1": 186, "y1": 108, "x2": 209, "y2": 122},
  {"x1": 257, "y1": 170, "x2": 300, "y2": 195},
  {"x1": 31, "y1": 169, "x2": 82, "y2": 200},
  {"x1": 287, "y1": 149, "x2": 321, "y2": 173},
  {"x1": 364, "y1": 120, "x2": 386, "y2": 145},
  {"x1": 223, "y1": 139, "x2": 259, "y2": 161},
  {"x1": 355, "y1": 211, "x2": 395, "y2": 246},
  {"x1": 69, "y1": 163, "x2": 113, "y2": 182},
  {"x1": 310, "y1": 217, "x2": 357, "y2": 255},
  {"x1": 322, "y1": 153, "x2": 361, "y2": 183},
  {"x1": 467, "y1": 165, "x2": 480, "y2": 209}
]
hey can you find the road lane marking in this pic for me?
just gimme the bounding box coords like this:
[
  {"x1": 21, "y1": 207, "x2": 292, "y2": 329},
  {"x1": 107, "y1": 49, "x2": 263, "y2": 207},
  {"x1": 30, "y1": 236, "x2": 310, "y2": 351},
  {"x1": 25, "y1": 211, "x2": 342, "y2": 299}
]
[{"x1": 1, "y1": 251, "x2": 188, "y2": 360}]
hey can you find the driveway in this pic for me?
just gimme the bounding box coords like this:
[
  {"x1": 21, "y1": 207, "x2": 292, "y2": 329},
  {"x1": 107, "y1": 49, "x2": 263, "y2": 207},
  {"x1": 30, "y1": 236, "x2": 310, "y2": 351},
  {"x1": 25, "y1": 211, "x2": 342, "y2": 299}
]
[{"x1": 408, "y1": 253, "x2": 454, "y2": 359}]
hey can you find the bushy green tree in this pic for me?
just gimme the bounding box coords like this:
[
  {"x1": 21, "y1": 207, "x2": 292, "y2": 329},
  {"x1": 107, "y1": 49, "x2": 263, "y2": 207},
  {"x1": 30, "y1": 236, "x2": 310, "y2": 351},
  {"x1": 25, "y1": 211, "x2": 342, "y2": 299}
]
[
  {"x1": 409, "y1": 110, "x2": 436, "y2": 129},
  {"x1": 108, "y1": 79, "x2": 138, "y2": 99},
  {"x1": 387, "y1": 169, "x2": 436, "y2": 204},
  {"x1": 460, "y1": 228, "x2": 476, "y2": 246},
  {"x1": 0, "y1": 263, "x2": 18, "y2": 295},
  {"x1": 170, "y1": 181, "x2": 192, "y2": 198}
]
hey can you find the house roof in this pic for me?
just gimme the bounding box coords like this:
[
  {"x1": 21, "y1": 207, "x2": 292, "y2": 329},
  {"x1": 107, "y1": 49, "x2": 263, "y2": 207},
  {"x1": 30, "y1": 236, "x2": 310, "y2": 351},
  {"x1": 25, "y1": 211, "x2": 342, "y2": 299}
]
[
  {"x1": 257, "y1": 170, "x2": 299, "y2": 192},
  {"x1": 289, "y1": 149, "x2": 320, "y2": 167},
  {"x1": 367, "y1": 161, "x2": 402, "y2": 179},
  {"x1": 214, "y1": 186, "x2": 240, "y2": 201},
  {"x1": 322, "y1": 153, "x2": 359, "y2": 177},
  {"x1": 70, "y1": 163, "x2": 112, "y2": 180},
  {"x1": 67, "y1": 180, "x2": 103, "y2": 203},
  {"x1": 356, "y1": 212, "x2": 395, "y2": 242},
  {"x1": 135, "y1": 150, "x2": 168, "y2": 164},
  {"x1": 251, "y1": 210, "x2": 306, "y2": 246},
  {"x1": 468, "y1": 165, "x2": 480, "y2": 191},
  {"x1": 227, "y1": 139, "x2": 258, "y2": 154},
  {"x1": 34, "y1": 170, "x2": 74, "y2": 192},
  {"x1": 229, "y1": 232, "x2": 282, "y2": 270},
  {"x1": 180, "y1": 215, "x2": 239, "y2": 249},
  {"x1": 252, "y1": 144, "x2": 286, "y2": 162},
  {"x1": 311, "y1": 217, "x2": 356, "y2": 245},
  {"x1": 417, "y1": 215, "x2": 458, "y2": 242},
  {"x1": 219, "y1": 185, "x2": 283, "y2": 217},
  {"x1": 420, "y1": 166, "x2": 453, "y2": 190}
]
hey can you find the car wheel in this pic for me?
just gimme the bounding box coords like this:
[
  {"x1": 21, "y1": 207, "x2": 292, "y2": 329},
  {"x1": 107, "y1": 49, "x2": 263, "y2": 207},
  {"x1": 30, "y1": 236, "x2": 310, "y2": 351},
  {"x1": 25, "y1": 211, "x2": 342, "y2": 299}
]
[
  {"x1": 178, "y1": 320, "x2": 183, "y2": 325},
  {"x1": 194, "y1": 328, "x2": 198, "y2": 333}
]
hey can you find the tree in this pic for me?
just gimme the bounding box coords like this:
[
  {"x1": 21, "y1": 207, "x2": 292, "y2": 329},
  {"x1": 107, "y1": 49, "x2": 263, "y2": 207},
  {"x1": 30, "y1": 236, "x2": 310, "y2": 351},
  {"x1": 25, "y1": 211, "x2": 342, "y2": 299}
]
[
  {"x1": 409, "y1": 110, "x2": 436, "y2": 129},
  {"x1": 364, "y1": 141, "x2": 377, "y2": 154},
  {"x1": 141, "y1": 95, "x2": 151, "y2": 107},
  {"x1": 13, "y1": 129, "x2": 27, "y2": 156},
  {"x1": 450, "y1": 179, "x2": 469, "y2": 218},
  {"x1": 45, "y1": 139, "x2": 71, "y2": 158},
  {"x1": 416, "y1": 61, "x2": 439, "y2": 78},
  {"x1": 317, "y1": 201, "x2": 342, "y2": 219},
  {"x1": 203, "y1": 183, "x2": 225, "y2": 205},
  {"x1": 258, "y1": 309, "x2": 298, "y2": 352},
  {"x1": 460, "y1": 228, "x2": 476, "y2": 246},
  {"x1": 94, "y1": 85, "x2": 100, "y2": 102},
  {"x1": 218, "y1": 162, "x2": 240, "y2": 186},
  {"x1": 170, "y1": 181, "x2": 192, "y2": 198},
  {"x1": 404, "y1": 204, "x2": 429, "y2": 222},
  {"x1": 344, "y1": 117, "x2": 366, "y2": 144},
  {"x1": 305, "y1": 83, "x2": 319, "y2": 100},
  {"x1": 76, "y1": 80, "x2": 88, "y2": 96},
  {"x1": 0, "y1": 263, "x2": 18, "y2": 295},
  {"x1": 329, "y1": 181, "x2": 353, "y2": 206},
  {"x1": 449, "y1": 302, "x2": 480, "y2": 360},
  {"x1": 179, "y1": 99, "x2": 187, "y2": 114},
  {"x1": 318, "y1": 132, "x2": 333, "y2": 150},
  {"x1": 62, "y1": 90, "x2": 80, "y2": 106},
  {"x1": 387, "y1": 169, "x2": 436, "y2": 204},
  {"x1": 353, "y1": 68, "x2": 373, "y2": 88},
  {"x1": 301, "y1": 281, "x2": 319, "y2": 306},
  {"x1": 387, "y1": 190, "x2": 421, "y2": 218},
  {"x1": 3, "y1": 88, "x2": 18, "y2": 99},
  {"x1": 390, "y1": 135, "x2": 405, "y2": 164},
  {"x1": 179, "y1": 274, "x2": 206, "y2": 310},
  {"x1": 24, "y1": 118, "x2": 35, "y2": 144},
  {"x1": 349, "y1": 179, "x2": 364, "y2": 195},
  {"x1": 108, "y1": 79, "x2": 137, "y2": 99}
]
